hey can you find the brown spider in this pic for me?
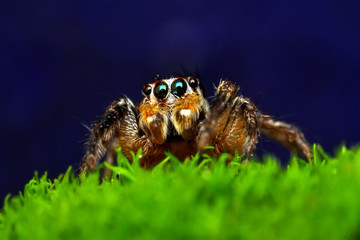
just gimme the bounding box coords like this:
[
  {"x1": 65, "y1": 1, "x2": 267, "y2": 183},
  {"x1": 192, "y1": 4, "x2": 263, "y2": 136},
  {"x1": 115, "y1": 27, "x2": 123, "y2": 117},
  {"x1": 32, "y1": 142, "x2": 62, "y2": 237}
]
[{"x1": 80, "y1": 76, "x2": 312, "y2": 173}]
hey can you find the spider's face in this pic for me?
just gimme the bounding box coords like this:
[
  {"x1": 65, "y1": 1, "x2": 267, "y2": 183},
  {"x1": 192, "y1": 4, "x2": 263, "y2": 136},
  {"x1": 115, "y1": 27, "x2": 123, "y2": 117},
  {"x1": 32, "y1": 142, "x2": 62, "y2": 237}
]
[{"x1": 138, "y1": 77, "x2": 209, "y2": 144}]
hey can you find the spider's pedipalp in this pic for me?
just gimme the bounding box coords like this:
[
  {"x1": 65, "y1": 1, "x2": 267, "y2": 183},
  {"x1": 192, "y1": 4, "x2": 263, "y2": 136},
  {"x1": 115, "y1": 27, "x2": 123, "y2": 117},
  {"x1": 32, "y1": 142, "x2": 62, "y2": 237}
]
[
  {"x1": 171, "y1": 93, "x2": 204, "y2": 140},
  {"x1": 138, "y1": 100, "x2": 169, "y2": 145}
]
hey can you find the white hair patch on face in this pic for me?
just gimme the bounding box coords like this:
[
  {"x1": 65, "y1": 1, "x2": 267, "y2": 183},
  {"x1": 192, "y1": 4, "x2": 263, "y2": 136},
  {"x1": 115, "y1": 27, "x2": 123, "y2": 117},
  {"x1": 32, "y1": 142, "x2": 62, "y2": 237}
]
[
  {"x1": 180, "y1": 109, "x2": 192, "y2": 117},
  {"x1": 147, "y1": 115, "x2": 155, "y2": 123}
]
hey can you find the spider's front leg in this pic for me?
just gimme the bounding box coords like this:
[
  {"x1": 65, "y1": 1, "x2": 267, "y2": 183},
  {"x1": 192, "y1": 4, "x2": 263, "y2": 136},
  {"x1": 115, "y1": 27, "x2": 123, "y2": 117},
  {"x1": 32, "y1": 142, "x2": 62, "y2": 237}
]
[
  {"x1": 258, "y1": 117, "x2": 313, "y2": 161},
  {"x1": 80, "y1": 97, "x2": 140, "y2": 174},
  {"x1": 198, "y1": 80, "x2": 259, "y2": 160}
]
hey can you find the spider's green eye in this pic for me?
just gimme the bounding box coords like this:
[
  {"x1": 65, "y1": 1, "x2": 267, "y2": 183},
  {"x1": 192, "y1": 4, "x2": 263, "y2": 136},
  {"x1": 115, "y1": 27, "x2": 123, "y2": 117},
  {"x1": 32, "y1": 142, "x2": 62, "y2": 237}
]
[
  {"x1": 188, "y1": 77, "x2": 198, "y2": 88},
  {"x1": 154, "y1": 82, "x2": 169, "y2": 99},
  {"x1": 171, "y1": 78, "x2": 187, "y2": 97},
  {"x1": 143, "y1": 84, "x2": 152, "y2": 96}
]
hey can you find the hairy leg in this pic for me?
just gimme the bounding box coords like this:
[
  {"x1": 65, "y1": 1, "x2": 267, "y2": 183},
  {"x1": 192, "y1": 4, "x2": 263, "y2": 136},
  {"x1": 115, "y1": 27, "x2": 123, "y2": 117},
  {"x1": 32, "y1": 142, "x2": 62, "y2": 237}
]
[
  {"x1": 197, "y1": 80, "x2": 259, "y2": 160},
  {"x1": 210, "y1": 96, "x2": 259, "y2": 160},
  {"x1": 216, "y1": 97, "x2": 259, "y2": 160},
  {"x1": 102, "y1": 140, "x2": 119, "y2": 178},
  {"x1": 197, "y1": 80, "x2": 239, "y2": 151},
  {"x1": 258, "y1": 117, "x2": 313, "y2": 161},
  {"x1": 80, "y1": 97, "x2": 140, "y2": 174}
]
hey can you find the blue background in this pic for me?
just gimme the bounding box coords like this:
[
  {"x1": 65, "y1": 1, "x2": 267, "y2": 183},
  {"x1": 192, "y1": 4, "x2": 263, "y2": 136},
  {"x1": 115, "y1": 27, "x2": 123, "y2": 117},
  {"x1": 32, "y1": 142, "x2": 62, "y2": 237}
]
[{"x1": 1, "y1": 0, "x2": 359, "y2": 200}]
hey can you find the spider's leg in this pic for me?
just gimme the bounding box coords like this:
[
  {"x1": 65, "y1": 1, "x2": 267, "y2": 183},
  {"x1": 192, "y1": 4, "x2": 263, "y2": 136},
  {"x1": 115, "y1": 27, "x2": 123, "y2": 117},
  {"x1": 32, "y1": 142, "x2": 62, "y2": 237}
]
[
  {"x1": 102, "y1": 140, "x2": 119, "y2": 178},
  {"x1": 198, "y1": 80, "x2": 259, "y2": 160},
  {"x1": 258, "y1": 117, "x2": 313, "y2": 161},
  {"x1": 80, "y1": 98, "x2": 139, "y2": 174},
  {"x1": 207, "y1": 97, "x2": 259, "y2": 160},
  {"x1": 239, "y1": 99, "x2": 259, "y2": 160},
  {"x1": 222, "y1": 97, "x2": 259, "y2": 160},
  {"x1": 197, "y1": 80, "x2": 239, "y2": 150}
]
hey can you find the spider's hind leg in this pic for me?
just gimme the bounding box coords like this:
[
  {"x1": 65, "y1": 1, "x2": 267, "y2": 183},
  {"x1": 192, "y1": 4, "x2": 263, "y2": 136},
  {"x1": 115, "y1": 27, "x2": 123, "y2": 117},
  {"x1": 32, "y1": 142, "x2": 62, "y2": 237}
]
[{"x1": 258, "y1": 117, "x2": 313, "y2": 162}]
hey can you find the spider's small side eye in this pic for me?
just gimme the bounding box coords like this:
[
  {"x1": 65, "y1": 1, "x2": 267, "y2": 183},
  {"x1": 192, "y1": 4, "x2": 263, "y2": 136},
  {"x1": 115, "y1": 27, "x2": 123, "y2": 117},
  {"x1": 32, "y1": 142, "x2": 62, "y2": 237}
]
[
  {"x1": 143, "y1": 84, "x2": 152, "y2": 96},
  {"x1": 188, "y1": 78, "x2": 198, "y2": 88},
  {"x1": 154, "y1": 82, "x2": 169, "y2": 99},
  {"x1": 171, "y1": 78, "x2": 187, "y2": 97}
]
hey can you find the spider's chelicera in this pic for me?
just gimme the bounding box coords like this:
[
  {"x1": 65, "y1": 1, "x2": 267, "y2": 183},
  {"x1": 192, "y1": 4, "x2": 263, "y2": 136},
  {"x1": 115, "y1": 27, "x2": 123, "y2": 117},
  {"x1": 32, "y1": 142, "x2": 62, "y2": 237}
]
[{"x1": 81, "y1": 76, "x2": 312, "y2": 173}]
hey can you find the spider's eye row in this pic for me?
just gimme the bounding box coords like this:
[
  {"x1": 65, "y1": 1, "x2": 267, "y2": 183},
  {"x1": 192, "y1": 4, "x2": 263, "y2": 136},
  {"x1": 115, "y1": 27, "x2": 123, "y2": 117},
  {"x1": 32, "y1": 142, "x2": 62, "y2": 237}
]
[
  {"x1": 143, "y1": 84, "x2": 152, "y2": 96},
  {"x1": 171, "y1": 78, "x2": 187, "y2": 97},
  {"x1": 154, "y1": 82, "x2": 169, "y2": 99},
  {"x1": 188, "y1": 78, "x2": 198, "y2": 88}
]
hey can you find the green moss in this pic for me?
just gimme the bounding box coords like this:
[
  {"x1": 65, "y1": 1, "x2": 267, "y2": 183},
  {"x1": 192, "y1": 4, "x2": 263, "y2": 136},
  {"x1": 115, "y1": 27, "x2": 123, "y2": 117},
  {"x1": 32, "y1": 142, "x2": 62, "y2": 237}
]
[{"x1": 1, "y1": 145, "x2": 360, "y2": 240}]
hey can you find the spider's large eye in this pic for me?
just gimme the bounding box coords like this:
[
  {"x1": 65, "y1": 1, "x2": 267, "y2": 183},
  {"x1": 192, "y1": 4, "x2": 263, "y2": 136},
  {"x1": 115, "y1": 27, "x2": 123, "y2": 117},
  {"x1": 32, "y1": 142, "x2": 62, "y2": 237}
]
[
  {"x1": 188, "y1": 77, "x2": 198, "y2": 88},
  {"x1": 154, "y1": 82, "x2": 169, "y2": 99},
  {"x1": 143, "y1": 84, "x2": 152, "y2": 96},
  {"x1": 171, "y1": 78, "x2": 187, "y2": 97}
]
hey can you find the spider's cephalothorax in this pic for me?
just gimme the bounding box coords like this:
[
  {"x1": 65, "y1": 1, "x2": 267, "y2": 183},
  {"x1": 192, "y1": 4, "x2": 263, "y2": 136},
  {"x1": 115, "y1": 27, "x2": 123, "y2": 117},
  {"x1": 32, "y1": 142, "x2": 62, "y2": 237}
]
[{"x1": 81, "y1": 76, "x2": 312, "y2": 173}]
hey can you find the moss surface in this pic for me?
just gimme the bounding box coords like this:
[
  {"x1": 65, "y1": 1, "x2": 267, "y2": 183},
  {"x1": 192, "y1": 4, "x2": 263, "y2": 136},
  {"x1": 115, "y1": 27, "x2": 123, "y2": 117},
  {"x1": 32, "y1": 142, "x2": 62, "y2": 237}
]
[{"x1": 1, "y1": 145, "x2": 360, "y2": 240}]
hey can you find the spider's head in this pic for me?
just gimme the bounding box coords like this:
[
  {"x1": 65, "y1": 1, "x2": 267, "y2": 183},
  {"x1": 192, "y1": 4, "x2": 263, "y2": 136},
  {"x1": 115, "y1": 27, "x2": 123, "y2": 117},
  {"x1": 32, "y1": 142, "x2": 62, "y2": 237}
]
[{"x1": 138, "y1": 76, "x2": 209, "y2": 144}]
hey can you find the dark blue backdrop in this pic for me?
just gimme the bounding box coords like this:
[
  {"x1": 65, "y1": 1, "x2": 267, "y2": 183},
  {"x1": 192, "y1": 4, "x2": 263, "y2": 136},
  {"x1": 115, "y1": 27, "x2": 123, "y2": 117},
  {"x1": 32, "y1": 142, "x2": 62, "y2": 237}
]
[{"x1": 1, "y1": 0, "x2": 359, "y2": 200}]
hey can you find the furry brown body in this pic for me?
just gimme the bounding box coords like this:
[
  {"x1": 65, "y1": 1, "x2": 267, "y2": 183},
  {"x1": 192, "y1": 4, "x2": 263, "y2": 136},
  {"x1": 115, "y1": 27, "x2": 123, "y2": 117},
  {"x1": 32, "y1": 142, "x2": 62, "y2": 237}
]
[{"x1": 81, "y1": 76, "x2": 312, "y2": 173}]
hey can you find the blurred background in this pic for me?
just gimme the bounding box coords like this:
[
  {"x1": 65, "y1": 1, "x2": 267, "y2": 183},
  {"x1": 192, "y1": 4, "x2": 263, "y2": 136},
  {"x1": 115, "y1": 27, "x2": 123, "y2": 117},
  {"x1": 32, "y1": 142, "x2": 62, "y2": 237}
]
[{"x1": 1, "y1": 0, "x2": 359, "y2": 200}]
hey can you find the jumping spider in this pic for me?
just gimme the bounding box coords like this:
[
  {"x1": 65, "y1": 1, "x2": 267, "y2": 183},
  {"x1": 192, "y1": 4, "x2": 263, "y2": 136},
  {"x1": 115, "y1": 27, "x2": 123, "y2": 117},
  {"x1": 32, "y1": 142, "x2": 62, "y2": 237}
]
[{"x1": 81, "y1": 76, "x2": 312, "y2": 173}]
